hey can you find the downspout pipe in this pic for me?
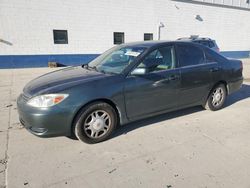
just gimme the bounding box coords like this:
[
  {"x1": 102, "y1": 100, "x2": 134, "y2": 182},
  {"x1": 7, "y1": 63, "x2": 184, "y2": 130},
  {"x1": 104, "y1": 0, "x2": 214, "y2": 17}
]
[{"x1": 158, "y1": 22, "x2": 165, "y2": 40}]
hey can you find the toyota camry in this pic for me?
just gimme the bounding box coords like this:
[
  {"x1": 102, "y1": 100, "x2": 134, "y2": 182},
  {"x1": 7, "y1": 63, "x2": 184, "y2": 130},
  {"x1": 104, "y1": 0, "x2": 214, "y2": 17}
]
[{"x1": 17, "y1": 41, "x2": 243, "y2": 143}]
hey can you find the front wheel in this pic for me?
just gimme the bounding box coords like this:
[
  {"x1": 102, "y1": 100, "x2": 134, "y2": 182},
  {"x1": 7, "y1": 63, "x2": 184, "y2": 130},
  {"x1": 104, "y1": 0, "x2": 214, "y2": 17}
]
[
  {"x1": 204, "y1": 84, "x2": 227, "y2": 111},
  {"x1": 73, "y1": 102, "x2": 117, "y2": 144}
]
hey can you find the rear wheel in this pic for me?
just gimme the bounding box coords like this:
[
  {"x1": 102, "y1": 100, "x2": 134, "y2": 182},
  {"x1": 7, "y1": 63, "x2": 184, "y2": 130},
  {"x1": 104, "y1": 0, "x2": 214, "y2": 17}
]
[
  {"x1": 73, "y1": 102, "x2": 117, "y2": 144},
  {"x1": 204, "y1": 84, "x2": 227, "y2": 111}
]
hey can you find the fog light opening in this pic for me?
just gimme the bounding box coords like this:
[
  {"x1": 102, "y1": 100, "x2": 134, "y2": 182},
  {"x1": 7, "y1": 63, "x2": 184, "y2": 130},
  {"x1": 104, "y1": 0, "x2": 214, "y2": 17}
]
[{"x1": 30, "y1": 127, "x2": 47, "y2": 134}]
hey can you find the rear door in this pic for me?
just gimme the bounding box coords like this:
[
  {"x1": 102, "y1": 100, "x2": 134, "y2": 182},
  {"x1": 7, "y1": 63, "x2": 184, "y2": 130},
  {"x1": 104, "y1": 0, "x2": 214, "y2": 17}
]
[
  {"x1": 176, "y1": 43, "x2": 214, "y2": 106},
  {"x1": 204, "y1": 48, "x2": 223, "y2": 83}
]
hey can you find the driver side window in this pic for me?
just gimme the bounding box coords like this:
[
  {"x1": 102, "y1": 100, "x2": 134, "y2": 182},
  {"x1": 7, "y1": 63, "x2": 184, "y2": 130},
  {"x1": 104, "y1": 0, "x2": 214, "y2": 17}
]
[{"x1": 138, "y1": 46, "x2": 176, "y2": 73}]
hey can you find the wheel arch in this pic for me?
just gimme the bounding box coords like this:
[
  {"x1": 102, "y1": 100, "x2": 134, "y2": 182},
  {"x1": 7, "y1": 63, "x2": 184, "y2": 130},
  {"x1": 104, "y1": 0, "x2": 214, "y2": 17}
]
[
  {"x1": 204, "y1": 80, "x2": 228, "y2": 105},
  {"x1": 71, "y1": 98, "x2": 121, "y2": 136},
  {"x1": 203, "y1": 80, "x2": 228, "y2": 110},
  {"x1": 213, "y1": 80, "x2": 228, "y2": 95}
]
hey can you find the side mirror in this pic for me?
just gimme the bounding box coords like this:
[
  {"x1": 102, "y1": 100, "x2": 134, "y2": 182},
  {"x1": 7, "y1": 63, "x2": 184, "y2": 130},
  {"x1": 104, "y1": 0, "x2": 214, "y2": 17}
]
[{"x1": 130, "y1": 67, "x2": 147, "y2": 76}]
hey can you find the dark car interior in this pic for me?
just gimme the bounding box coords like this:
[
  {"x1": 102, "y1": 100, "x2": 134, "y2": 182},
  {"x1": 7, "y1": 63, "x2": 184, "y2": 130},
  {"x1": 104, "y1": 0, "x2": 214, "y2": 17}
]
[{"x1": 139, "y1": 46, "x2": 175, "y2": 72}]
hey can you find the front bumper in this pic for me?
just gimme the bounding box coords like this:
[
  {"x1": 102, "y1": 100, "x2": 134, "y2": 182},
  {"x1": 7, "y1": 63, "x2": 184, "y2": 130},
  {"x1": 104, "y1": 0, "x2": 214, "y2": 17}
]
[{"x1": 17, "y1": 94, "x2": 74, "y2": 137}]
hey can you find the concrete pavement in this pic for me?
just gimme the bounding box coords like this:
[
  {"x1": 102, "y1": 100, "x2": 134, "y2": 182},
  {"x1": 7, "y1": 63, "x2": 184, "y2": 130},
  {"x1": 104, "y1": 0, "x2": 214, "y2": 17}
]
[
  {"x1": 0, "y1": 59, "x2": 250, "y2": 188},
  {"x1": 243, "y1": 59, "x2": 250, "y2": 81}
]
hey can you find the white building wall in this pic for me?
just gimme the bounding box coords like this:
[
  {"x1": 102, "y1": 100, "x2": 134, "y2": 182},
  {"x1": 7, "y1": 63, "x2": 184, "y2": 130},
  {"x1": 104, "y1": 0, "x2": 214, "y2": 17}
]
[
  {"x1": 157, "y1": 0, "x2": 250, "y2": 51},
  {"x1": 0, "y1": 0, "x2": 249, "y2": 55}
]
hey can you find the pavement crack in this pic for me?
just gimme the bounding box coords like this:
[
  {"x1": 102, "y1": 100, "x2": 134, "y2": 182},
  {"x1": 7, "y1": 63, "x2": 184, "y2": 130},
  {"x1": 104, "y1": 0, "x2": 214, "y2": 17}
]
[
  {"x1": 0, "y1": 159, "x2": 7, "y2": 165},
  {"x1": 5, "y1": 104, "x2": 13, "y2": 108},
  {"x1": 202, "y1": 133, "x2": 219, "y2": 143},
  {"x1": 3, "y1": 70, "x2": 13, "y2": 188},
  {"x1": 108, "y1": 168, "x2": 117, "y2": 174},
  {"x1": 202, "y1": 132, "x2": 250, "y2": 159}
]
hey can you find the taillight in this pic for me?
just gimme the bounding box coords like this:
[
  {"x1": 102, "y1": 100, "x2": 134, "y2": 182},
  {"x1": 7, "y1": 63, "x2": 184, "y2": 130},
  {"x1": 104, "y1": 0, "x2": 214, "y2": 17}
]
[{"x1": 240, "y1": 61, "x2": 243, "y2": 71}]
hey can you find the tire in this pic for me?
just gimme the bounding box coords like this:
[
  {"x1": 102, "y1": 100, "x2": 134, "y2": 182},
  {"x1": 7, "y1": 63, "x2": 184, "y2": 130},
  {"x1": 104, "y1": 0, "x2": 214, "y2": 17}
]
[
  {"x1": 204, "y1": 84, "x2": 227, "y2": 111},
  {"x1": 73, "y1": 102, "x2": 117, "y2": 144}
]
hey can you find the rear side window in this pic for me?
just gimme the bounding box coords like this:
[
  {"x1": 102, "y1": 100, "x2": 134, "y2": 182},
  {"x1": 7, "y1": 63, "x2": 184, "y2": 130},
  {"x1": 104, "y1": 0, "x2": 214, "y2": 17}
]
[
  {"x1": 205, "y1": 48, "x2": 226, "y2": 63},
  {"x1": 176, "y1": 44, "x2": 205, "y2": 67},
  {"x1": 205, "y1": 50, "x2": 216, "y2": 63}
]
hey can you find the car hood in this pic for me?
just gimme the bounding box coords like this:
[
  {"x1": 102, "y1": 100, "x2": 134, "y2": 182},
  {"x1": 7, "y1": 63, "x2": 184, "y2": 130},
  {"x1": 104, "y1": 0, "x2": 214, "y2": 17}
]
[{"x1": 23, "y1": 66, "x2": 110, "y2": 97}]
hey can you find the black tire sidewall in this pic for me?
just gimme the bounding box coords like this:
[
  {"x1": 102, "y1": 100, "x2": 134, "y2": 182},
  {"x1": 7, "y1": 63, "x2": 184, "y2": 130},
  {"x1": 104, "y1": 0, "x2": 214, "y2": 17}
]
[
  {"x1": 74, "y1": 102, "x2": 117, "y2": 144},
  {"x1": 207, "y1": 84, "x2": 226, "y2": 111}
]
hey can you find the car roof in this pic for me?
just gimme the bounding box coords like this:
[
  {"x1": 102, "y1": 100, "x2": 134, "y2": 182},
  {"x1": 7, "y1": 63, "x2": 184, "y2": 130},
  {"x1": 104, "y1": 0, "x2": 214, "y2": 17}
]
[
  {"x1": 121, "y1": 40, "x2": 205, "y2": 49},
  {"x1": 122, "y1": 40, "x2": 171, "y2": 48},
  {"x1": 177, "y1": 37, "x2": 214, "y2": 42}
]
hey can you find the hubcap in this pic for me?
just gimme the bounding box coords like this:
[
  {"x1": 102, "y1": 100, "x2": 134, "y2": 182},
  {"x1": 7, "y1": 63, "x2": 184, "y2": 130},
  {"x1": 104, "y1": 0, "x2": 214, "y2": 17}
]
[
  {"x1": 83, "y1": 110, "x2": 111, "y2": 138},
  {"x1": 212, "y1": 87, "x2": 224, "y2": 107}
]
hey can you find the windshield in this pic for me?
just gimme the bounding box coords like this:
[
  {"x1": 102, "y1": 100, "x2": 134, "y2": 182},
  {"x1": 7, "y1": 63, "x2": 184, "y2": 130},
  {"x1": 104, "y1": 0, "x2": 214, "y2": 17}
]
[{"x1": 87, "y1": 46, "x2": 147, "y2": 74}]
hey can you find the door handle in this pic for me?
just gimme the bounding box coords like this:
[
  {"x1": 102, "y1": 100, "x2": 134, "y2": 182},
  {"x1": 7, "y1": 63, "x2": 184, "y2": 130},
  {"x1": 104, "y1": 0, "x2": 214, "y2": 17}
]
[
  {"x1": 168, "y1": 75, "x2": 180, "y2": 81},
  {"x1": 210, "y1": 67, "x2": 220, "y2": 72}
]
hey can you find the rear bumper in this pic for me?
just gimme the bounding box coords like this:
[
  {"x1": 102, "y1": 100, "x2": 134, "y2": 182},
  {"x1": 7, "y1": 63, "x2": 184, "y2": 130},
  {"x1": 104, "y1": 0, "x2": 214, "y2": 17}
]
[
  {"x1": 227, "y1": 77, "x2": 243, "y2": 95},
  {"x1": 17, "y1": 94, "x2": 74, "y2": 138}
]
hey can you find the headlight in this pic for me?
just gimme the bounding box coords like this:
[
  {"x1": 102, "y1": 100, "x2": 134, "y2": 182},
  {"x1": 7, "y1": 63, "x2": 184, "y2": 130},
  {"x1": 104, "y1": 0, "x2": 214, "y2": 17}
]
[{"x1": 27, "y1": 94, "x2": 69, "y2": 108}]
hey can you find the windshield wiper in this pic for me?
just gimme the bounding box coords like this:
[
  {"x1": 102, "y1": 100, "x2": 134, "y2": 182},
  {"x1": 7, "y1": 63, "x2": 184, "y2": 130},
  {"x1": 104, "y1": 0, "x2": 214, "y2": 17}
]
[
  {"x1": 82, "y1": 64, "x2": 99, "y2": 72},
  {"x1": 89, "y1": 66, "x2": 108, "y2": 74},
  {"x1": 88, "y1": 65, "x2": 98, "y2": 72},
  {"x1": 82, "y1": 64, "x2": 114, "y2": 75},
  {"x1": 82, "y1": 64, "x2": 89, "y2": 69},
  {"x1": 82, "y1": 64, "x2": 100, "y2": 73}
]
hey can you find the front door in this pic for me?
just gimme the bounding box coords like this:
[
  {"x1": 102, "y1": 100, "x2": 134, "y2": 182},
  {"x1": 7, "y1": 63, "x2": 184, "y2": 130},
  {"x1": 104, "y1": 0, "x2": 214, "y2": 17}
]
[{"x1": 124, "y1": 45, "x2": 181, "y2": 120}]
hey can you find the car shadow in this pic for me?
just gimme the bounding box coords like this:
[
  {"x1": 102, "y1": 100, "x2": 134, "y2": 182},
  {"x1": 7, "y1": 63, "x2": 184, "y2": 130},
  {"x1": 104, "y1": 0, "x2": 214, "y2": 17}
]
[
  {"x1": 111, "y1": 83, "x2": 250, "y2": 140},
  {"x1": 112, "y1": 106, "x2": 204, "y2": 139},
  {"x1": 225, "y1": 83, "x2": 250, "y2": 107}
]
